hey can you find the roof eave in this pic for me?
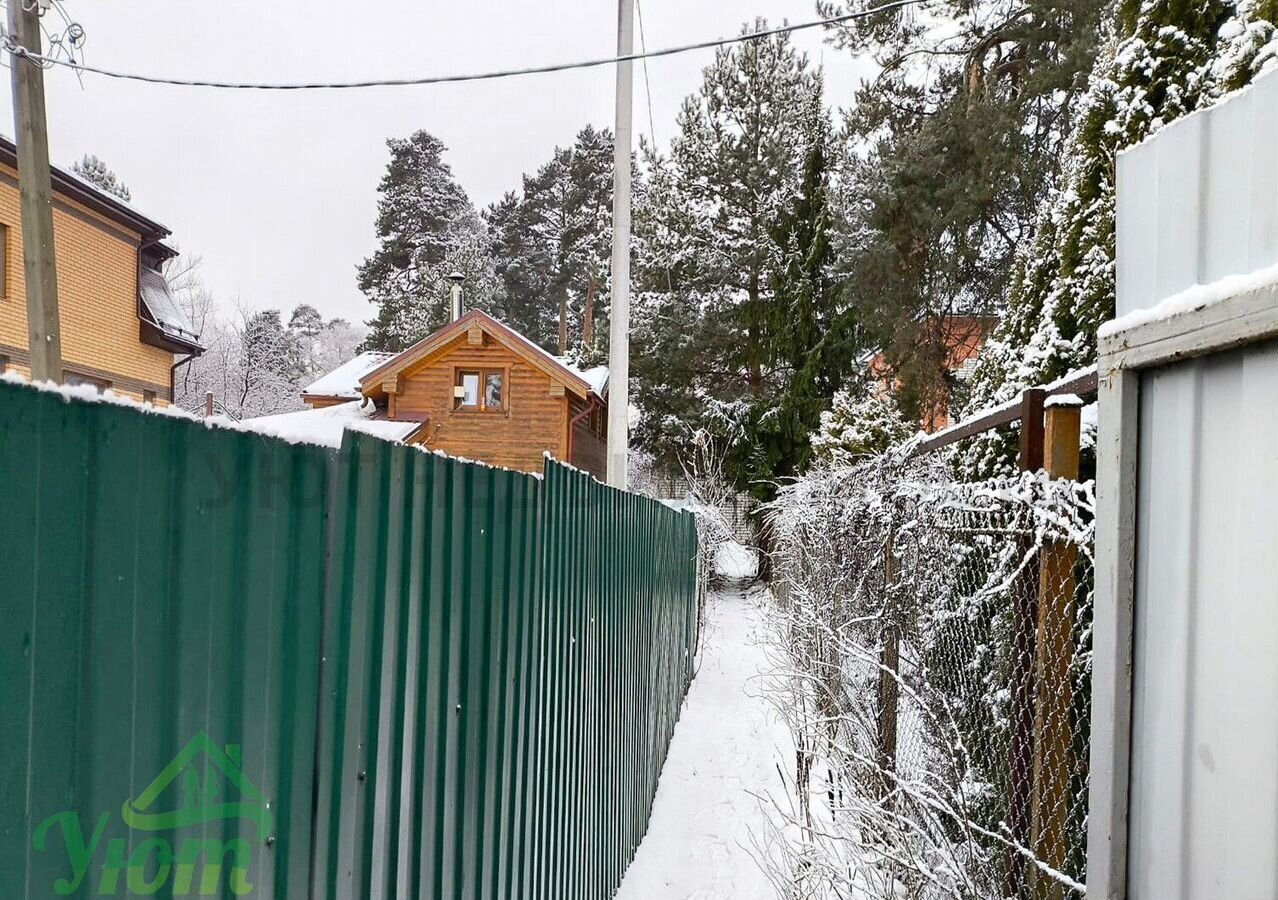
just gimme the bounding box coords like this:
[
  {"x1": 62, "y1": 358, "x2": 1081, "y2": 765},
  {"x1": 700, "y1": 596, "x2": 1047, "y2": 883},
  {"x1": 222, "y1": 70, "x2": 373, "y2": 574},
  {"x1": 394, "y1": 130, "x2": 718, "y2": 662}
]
[{"x1": 0, "y1": 135, "x2": 172, "y2": 242}]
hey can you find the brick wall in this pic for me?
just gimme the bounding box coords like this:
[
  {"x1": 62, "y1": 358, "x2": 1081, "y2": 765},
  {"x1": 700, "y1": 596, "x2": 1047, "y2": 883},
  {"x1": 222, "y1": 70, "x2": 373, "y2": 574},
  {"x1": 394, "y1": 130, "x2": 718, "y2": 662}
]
[{"x1": 0, "y1": 162, "x2": 174, "y2": 404}]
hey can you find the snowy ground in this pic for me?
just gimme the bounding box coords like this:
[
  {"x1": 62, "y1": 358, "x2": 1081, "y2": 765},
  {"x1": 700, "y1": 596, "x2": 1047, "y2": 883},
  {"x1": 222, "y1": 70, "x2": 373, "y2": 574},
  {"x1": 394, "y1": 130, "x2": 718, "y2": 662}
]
[{"x1": 615, "y1": 555, "x2": 790, "y2": 900}]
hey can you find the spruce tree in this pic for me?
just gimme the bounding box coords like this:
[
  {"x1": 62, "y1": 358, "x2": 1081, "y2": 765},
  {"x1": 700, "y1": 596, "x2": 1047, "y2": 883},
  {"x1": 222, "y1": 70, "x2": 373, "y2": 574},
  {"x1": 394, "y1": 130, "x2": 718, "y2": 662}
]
[{"x1": 730, "y1": 94, "x2": 855, "y2": 502}]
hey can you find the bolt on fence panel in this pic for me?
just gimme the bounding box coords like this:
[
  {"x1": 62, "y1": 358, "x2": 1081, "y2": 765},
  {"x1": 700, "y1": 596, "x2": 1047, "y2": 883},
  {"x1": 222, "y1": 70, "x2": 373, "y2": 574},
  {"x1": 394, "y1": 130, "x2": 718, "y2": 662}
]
[{"x1": 0, "y1": 379, "x2": 698, "y2": 900}]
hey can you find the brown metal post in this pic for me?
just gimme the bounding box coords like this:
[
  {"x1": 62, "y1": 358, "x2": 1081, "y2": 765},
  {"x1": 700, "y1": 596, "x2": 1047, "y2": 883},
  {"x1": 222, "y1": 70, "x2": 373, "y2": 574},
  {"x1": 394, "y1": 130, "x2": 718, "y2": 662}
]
[
  {"x1": 1018, "y1": 388, "x2": 1046, "y2": 472},
  {"x1": 1030, "y1": 398, "x2": 1082, "y2": 900},
  {"x1": 1005, "y1": 387, "x2": 1045, "y2": 898},
  {"x1": 204, "y1": 391, "x2": 215, "y2": 418},
  {"x1": 877, "y1": 528, "x2": 900, "y2": 803}
]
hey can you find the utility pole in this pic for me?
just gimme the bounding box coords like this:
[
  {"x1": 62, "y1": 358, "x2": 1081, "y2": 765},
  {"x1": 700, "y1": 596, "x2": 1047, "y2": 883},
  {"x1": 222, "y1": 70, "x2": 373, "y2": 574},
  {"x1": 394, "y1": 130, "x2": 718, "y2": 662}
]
[
  {"x1": 8, "y1": 0, "x2": 62, "y2": 382},
  {"x1": 606, "y1": 0, "x2": 634, "y2": 489}
]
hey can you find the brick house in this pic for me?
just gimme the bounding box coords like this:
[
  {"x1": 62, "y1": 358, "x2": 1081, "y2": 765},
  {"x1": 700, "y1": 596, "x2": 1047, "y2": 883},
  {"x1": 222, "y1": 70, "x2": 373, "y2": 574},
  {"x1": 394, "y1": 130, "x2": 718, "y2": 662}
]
[
  {"x1": 870, "y1": 314, "x2": 996, "y2": 432},
  {"x1": 0, "y1": 137, "x2": 201, "y2": 404}
]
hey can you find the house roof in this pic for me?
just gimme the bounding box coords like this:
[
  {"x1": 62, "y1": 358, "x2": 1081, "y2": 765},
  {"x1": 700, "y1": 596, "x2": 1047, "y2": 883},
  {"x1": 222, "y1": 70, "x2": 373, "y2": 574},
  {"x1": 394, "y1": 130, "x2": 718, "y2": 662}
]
[
  {"x1": 0, "y1": 134, "x2": 174, "y2": 249},
  {"x1": 302, "y1": 350, "x2": 397, "y2": 400},
  {"x1": 242, "y1": 400, "x2": 424, "y2": 448},
  {"x1": 360, "y1": 309, "x2": 608, "y2": 402}
]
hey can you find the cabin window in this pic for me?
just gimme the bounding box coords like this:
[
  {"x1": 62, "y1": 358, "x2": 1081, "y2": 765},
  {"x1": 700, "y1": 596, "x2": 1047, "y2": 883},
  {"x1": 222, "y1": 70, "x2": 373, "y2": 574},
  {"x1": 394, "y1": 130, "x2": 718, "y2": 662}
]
[
  {"x1": 143, "y1": 389, "x2": 157, "y2": 405},
  {"x1": 455, "y1": 371, "x2": 480, "y2": 409},
  {"x1": 454, "y1": 368, "x2": 505, "y2": 411},
  {"x1": 484, "y1": 372, "x2": 503, "y2": 409},
  {"x1": 0, "y1": 355, "x2": 7, "y2": 374}
]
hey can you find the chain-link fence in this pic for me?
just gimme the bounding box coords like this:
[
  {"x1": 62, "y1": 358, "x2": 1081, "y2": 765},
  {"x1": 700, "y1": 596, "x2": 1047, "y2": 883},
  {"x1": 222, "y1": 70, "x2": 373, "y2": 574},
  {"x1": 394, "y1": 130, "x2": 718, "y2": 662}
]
[{"x1": 764, "y1": 454, "x2": 1094, "y2": 900}]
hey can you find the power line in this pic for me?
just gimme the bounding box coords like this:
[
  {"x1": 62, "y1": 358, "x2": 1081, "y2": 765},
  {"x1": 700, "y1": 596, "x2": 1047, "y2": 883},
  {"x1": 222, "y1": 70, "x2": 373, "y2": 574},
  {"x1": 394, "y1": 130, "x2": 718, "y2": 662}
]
[
  {"x1": 0, "y1": 1, "x2": 922, "y2": 91},
  {"x1": 635, "y1": 0, "x2": 658, "y2": 144}
]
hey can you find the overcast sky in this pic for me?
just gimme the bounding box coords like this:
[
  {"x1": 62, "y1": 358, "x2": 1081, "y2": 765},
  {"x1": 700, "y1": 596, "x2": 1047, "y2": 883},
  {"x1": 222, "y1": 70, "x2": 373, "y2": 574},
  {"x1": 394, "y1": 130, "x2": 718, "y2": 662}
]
[{"x1": 7, "y1": 0, "x2": 875, "y2": 326}]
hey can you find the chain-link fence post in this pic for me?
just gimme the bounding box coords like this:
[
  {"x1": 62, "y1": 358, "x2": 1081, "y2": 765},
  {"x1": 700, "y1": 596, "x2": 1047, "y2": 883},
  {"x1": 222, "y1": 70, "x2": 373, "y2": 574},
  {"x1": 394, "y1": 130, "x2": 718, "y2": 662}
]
[
  {"x1": 1029, "y1": 397, "x2": 1083, "y2": 900},
  {"x1": 877, "y1": 524, "x2": 900, "y2": 804},
  {"x1": 1005, "y1": 387, "x2": 1045, "y2": 898}
]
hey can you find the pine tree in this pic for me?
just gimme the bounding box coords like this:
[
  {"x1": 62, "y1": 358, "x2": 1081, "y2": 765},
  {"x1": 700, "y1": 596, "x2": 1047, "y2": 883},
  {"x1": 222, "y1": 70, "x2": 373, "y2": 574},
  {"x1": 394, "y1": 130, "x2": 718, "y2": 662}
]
[
  {"x1": 385, "y1": 230, "x2": 503, "y2": 346},
  {"x1": 71, "y1": 154, "x2": 131, "y2": 202},
  {"x1": 631, "y1": 23, "x2": 818, "y2": 473},
  {"x1": 825, "y1": 0, "x2": 1106, "y2": 420},
  {"x1": 359, "y1": 131, "x2": 483, "y2": 351},
  {"x1": 487, "y1": 190, "x2": 557, "y2": 343},
  {"x1": 963, "y1": 0, "x2": 1278, "y2": 475},
  {"x1": 485, "y1": 126, "x2": 615, "y2": 353}
]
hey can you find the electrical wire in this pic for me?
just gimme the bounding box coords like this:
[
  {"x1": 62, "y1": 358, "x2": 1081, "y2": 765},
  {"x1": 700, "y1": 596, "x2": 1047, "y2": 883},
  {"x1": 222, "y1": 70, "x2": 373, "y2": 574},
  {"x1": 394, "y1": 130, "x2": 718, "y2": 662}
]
[
  {"x1": 0, "y1": 1, "x2": 922, "y2": 91},
  {"x1": 634, "y1": 0, "x2": 659, "y2": 145}
]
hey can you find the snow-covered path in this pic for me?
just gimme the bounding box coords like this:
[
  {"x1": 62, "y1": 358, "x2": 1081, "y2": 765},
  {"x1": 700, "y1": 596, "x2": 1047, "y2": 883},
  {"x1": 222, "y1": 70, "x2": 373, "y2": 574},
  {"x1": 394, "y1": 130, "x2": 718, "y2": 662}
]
[{"x1": 615, "y1": 580, "x2": 791, "y2": 900}]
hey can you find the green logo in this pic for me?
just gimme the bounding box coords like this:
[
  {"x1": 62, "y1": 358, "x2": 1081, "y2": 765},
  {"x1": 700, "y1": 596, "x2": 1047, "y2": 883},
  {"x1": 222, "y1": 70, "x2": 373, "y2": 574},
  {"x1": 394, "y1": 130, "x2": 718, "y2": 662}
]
[{"x1": 32, "y1": 733, "x2": 273, "y2": 896}]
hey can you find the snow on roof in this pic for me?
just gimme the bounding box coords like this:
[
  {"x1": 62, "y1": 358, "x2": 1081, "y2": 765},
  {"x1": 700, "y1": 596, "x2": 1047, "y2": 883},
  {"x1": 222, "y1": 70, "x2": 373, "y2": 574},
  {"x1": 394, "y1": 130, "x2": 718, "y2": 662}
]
[
  {"x1": 554, "y1": 358, "x2": 609, "y2": 398},
  {"x1": 467, "y1": 314, "x2": 606, "y2": 399},
  {"x1": 302, "y1": 351, "x2": 396, "y2": 399},
  {"x1": 579, "y1": 365, "x2": 609, "y2": 398},
  {"x1": 241, "y1": 400, "x2": 420, "y2": 448},
  {"x1": 139, "y1": 267, "x2": 199, "y2": 344}
]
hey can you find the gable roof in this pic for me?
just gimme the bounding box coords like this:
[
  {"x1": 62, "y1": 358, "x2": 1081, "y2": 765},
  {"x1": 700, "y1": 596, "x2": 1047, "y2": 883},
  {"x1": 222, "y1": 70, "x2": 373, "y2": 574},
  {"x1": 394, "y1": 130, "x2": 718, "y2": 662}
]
[
  {"x1": 360, "y1": 309, "x2": 607, "y2": 402},
  {"x1": 243, "y1": 399, "x2": 424, "y2": 448},
  {"x1": 302, "y1": 350, "x2": 396, "y2": 400}
]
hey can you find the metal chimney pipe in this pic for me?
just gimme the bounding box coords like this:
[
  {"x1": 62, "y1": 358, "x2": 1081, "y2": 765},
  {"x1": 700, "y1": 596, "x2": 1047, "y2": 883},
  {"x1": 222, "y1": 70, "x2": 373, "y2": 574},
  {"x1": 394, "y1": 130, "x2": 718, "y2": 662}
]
[{"x1": 447, "y1": 271, "x2": 465, "y2": 321}]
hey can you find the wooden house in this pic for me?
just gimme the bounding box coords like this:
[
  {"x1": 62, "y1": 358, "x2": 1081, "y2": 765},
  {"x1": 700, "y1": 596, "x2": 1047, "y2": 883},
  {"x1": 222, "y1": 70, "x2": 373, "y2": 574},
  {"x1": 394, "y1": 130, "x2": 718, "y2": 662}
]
[{"x1": 330, "y1": 309, "x2": 610, "y2": 477}]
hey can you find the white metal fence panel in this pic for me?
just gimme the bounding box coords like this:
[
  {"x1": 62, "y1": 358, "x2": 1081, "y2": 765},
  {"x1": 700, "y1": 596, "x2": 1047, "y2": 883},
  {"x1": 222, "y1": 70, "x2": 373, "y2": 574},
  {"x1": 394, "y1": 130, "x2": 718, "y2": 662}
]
[
  {"x1": 1127, "y1": 339, "x2": 1278, "y2": 899},
  {"x1": 1116, "y1": 67, "x2": 1278, "y2": 318}
]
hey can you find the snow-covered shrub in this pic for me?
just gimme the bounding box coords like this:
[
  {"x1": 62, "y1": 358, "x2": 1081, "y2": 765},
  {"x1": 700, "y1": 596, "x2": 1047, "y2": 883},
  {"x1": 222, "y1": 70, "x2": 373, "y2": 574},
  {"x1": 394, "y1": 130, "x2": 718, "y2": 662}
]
[{"x1": 810, "y1": 388, "x2": 916, "y2": 467}]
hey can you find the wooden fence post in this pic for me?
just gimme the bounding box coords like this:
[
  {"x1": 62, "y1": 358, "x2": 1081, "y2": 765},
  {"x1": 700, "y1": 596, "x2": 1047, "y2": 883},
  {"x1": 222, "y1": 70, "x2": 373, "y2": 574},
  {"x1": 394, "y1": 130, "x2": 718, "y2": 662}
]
[
  {"x1": 1005, "y1": 387, "x2": 1045, "y2": 898},
  {"x1": 1030, "y1": 396, "x2": 1083, "y2": 900},
  {"x1": 877, "y1": 528, "x2": 900, "y2": 803}
]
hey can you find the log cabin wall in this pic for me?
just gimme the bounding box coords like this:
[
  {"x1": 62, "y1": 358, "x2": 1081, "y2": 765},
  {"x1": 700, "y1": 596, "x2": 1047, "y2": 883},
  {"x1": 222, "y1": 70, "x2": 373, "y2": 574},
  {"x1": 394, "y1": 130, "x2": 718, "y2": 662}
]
[
  {"x1": 568, "y1": 394, "x2": 607, "y2": 480},
  {"x1": 393, "y1": 331, "x2": 570, "y2": 474}
]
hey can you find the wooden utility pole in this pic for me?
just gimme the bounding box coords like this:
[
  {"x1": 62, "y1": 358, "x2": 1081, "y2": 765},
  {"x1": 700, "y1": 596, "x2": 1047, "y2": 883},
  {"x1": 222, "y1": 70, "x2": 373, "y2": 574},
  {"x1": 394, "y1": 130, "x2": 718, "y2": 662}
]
[
  {"x1": 605, "y1": 0, "x2": 634, "y2": 488},
  {"x1": 1005, "y1": 386, "x2": 1045, "y2": 899},
  {"x1": 1029, "y1": 396, "x2": 1083, "y2": 900},
  {"x1": 7, "y1": 0, "x2": 62, "y2": 382}
]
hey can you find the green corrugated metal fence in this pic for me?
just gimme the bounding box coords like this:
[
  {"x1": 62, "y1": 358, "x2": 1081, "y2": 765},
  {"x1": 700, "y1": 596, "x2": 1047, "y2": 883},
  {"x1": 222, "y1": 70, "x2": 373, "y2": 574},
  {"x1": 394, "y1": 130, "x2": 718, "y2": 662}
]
[{"x1": 0, "y1": 380, "x2": 698, "y2": 899}]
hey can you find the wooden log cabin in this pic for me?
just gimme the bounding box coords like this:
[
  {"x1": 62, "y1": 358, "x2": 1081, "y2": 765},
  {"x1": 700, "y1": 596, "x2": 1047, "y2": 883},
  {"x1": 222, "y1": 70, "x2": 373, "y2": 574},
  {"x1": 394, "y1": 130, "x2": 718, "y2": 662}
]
[{"x1": 346, "y1": 309, "x2": 609, "y2": 478}]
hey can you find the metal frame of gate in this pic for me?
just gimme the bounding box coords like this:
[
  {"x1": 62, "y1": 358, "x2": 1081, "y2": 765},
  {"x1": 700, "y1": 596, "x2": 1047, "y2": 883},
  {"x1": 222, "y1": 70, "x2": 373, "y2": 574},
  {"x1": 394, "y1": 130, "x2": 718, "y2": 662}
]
[{"x1": 1088, "y1": 282, "x2": 1278, "y2": 899}]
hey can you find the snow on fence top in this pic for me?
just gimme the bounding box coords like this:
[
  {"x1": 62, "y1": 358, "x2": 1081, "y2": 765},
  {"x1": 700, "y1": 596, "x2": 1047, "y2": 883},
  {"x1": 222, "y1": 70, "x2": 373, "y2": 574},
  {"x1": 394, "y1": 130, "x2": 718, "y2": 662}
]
[{"x1": 1117, "y1": 66, "x2": 1278, "y2": 319}]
